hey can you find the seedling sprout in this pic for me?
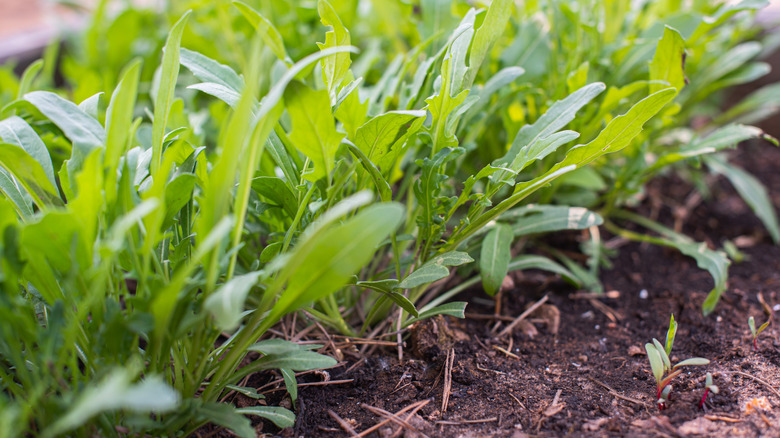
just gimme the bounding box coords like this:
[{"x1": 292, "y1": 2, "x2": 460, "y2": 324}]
[
  {"x1": 748, "y1": 293, "x2": 773, "y2": 351},
  {"x1": 645, "y1": 315, "x2": 710, "y2": 410},
  {"x1": 699, "y1": 372, "x2": 719, "y2": 409}
]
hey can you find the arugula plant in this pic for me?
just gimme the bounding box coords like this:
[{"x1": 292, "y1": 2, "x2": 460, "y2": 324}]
[
  {"x1": 0, "y1": 0, "x2": 778, "y2": 435},
  {"x1": 50, "y1": 0, "x2": 780, "y2": 317},
  {"x1": 645, "y1": 315, "x2": 710, "y2": 410},
  {"x1": 169, "y1": 0, "x2": 676, "y2": 336},
  {"x1": 489, "y1": 1, "x2": 780, "y2": 314},
  {"x1": 0, "y1": 11, "x2": 402, "y2": 438}
]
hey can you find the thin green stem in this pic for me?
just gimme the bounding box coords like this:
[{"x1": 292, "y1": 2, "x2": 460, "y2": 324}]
[
  {"x1": 282, "y1": 184, "x2": 316, "y2": 254},
  {"x1": 603, "y1": 221, "x2": 675, "y2": 248}
]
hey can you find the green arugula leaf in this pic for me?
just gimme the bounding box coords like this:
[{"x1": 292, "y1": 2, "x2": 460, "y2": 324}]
[
  {"x1": 0, "y1": 143, "x2": 62, "y2": 207},
  {"x1": 648, "y1": 124, "x2": 765, "y2": 174},
  {"x1": 0, "y1": 116, "x2": 56, "y2": 187},
  {"x1": 24, "y1": 91, "x2": 106, "y2": 147},
  {"x1": 234, "y1": 1, "x2": 290, "y2": 63},
  {"x1": 204, "y1": 271, "x2": 263, "y2": 331},
  {"x1": 105, "y1": 60, "x2": 142, "y2": 176},
  {"x1": 507, "y1": 255, "x2": 580, "y2": 287},
  {"x1": 244, "y1": 350, "x2": 336, "y2": 372},
  {"x1": 706, "y1": 155, "x2": 780, "y2": 244},
  {"x1": 43, "y1": 369, "x2": 179, "y2": 438},
  {"x1": 539, "y1": 88, "x2": 677, "y2": 176},
  {"x1": 180, "y1": 48, "x2": 243, "y2": 93},
  {"x1": 151, "y1": 10, "x2": 191, "y2": 174},
  {"x1": 507, "y1": 205, "x2": 603, "y2": 236},
  {"x1": 491, "y1": 83, "x2": 606, "y2": 185},
  {"x1": 465, "y1": 0, "x2": 513, "y2": 87},
  {"x1": 404, "y1": 302, "x2": 467, "y2": 327},
  {"x1": 398, "y1": 251, "x2": 473, "y2": 289},
  {"x1": 0, "y1": 168, "x2": 33, "y2": 218},
  {"x1": 195, "y1": 402, "x2": 255, "y2": 438},
  {"x1": 236, "y1": 406, "x2": 295, "y2": 429},
  {"x1": 317, "y1": 0, "x2": 351, "y2": 96},
  {"x1": 480, "y1": 223, "x2": 513, "y2": 296},
  {"x1": 266, "y1": 202, "x2": 403, "y2": 321},
  {"x1": 354, "y1": 110, "x2": 426, "y2": 168},
  {"x1": 284, "y1": 81, "x2": 345, "y2": 183},
  {"x1": 650, "y1": 26, "x2": 686, "y2": 93}
]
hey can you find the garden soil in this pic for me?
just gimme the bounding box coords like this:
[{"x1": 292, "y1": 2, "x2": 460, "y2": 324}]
[{"x1": 202, "y1": 140, "x2": 780, "y2": 438}]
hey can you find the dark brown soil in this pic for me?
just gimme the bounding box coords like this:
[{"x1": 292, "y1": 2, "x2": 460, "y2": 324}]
[{"x1": 266, "y1": 141, "x2": 780, "y2": 438}]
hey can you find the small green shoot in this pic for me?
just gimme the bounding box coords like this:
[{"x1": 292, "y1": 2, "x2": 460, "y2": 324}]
[
  {"x1": 665, "y1": 314, "x2": 677, "y2": 356},
  {"x1": 699, "y1": 372, "x2": 719, "y2": 410},
  {"x1": 723, "y1": 240, "x2": 747, "y2": 263},
  {"x1": 645, "y1": 315, "x2": 710, "y2": 410},
  {"x1": 748, "y1": 292, "x2": 773, "y2": 351}
]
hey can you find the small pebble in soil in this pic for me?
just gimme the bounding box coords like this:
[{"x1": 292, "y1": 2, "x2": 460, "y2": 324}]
[
  {"x1": 639, "y1": 289, "x2": 649, "y2": 299},
  {"x1": 774, "y1": 304, "x2": 780, "y2": 312},
  {"x1": 581, "y1": 310, "x2": 594, "y2": 319}
]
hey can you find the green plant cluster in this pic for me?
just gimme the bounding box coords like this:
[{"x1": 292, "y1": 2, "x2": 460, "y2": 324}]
[{"x1": 0, "y1": 0, "x2": 778, "y2": 435}]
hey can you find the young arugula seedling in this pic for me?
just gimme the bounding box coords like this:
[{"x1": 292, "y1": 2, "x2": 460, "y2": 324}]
[
  {"x1": 645, "y1": 315, "x2": 710, "y2": 410},
  {"x1": 748, "y1": 292, "x2": 773, "y2": 351},
  {"x1": 748, "y1": 316, "x2": 770, "y2": 351},
  {"x1": 698, "y1": 372, "x2": 719, "y2": 410}
]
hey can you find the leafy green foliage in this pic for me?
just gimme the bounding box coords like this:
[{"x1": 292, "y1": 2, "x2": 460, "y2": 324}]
[
  {"x1": 284, "y1": 81, "x2": 344, "y2": 183},
  {"x1": 0, "y1": 0, "x2": 777, "y2": 435}
]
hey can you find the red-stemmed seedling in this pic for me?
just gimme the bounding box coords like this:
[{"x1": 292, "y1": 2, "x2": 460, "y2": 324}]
[
  {"x1": 748, "y1": 316, "x2": 769, "y2": 351},
  {"x1": 748, "y1": 292, "x2": 773, "y2": 351},
  {"x1": 698, "y1": 372, "x2": 719, "y2": 410},
  {"x1": 645, "y1": 315, "x2": 710, "y2": 410}
]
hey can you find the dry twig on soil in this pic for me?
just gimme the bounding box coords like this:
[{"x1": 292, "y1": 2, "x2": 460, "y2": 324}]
[
  {"x1": 343, "y1": 357, "x2": 366, "y2": 375},
  {"x1": 360, "y1": 402, "x2": 430, "y2": 438},
  {"x1": 497, "y1": 295, "x2": 549, "y2": 336},
  {"x1": 588, "y1": 298, "x2": 624, "y2": 322},
  {"x1": 260, "y1": 379, "x2": 353, "y2": 395},
  {"x1": 509, "y1": 392, "x2": 527, "y2": 410},
  {"x1": 441, "y1": 348, "x2": 455, "y2": 414},
  {"x1": 493, "y1": 345, "x2": 520, "y2": 359},
  {"x1": 353, "y1": 400, "x2": 429, "y2": 437},
  {"x1": 328, "y1": 409, "x2": 360, "y2": 437},
  {"x1": 435, "y1": 417, "x2": 498, "y2": 425},
  {"x1": 704, "y1": 415, "x2": 742, "y2": 423}
]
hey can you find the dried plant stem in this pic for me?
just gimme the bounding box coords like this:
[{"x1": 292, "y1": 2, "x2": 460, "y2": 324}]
[
  {"x1": 328, "y1": 409, "x2": 360, "y2": 437},
  {"x1": 353, "y1": 400, "x2": 429, "y2": 437},
  {"x1": 360, "y1": 402, "x2": 430, "y2": 438},
  {"x1": 442, "y1": 348, "x2": 455, "y2": 414},
  {"x1": 498, "y1": 295, "x2": 549, "y2": 337},
  {"x1": 435, "y1": 417, "x2": 498, "y2": 425}
]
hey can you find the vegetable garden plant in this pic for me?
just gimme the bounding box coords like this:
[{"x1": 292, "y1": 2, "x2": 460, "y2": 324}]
[{"x1": 0, "y1": 0, "x2": 778, "y2": 435}]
